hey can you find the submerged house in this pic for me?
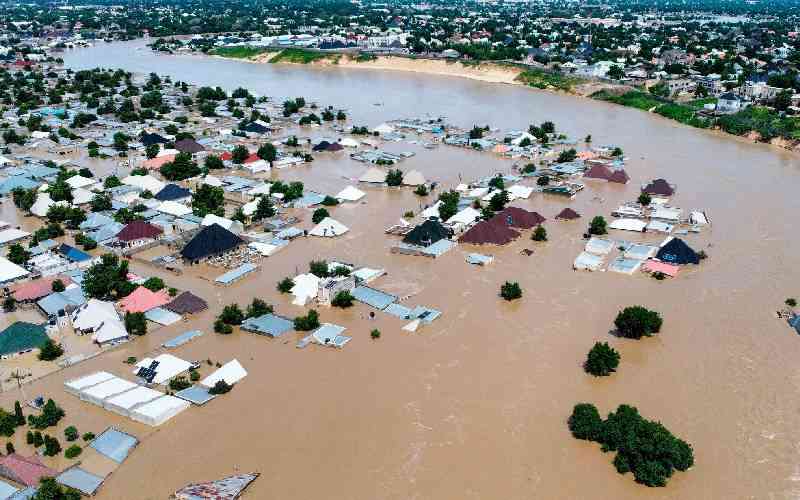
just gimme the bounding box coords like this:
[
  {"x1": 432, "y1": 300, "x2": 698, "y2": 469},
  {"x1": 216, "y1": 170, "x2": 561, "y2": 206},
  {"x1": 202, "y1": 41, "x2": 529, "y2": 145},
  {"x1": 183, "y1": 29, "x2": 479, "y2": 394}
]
[
  {"x1": 642, "y1": 178, "x2": 675, "y2": 197},
  {"x1": 180, "y1": 224, "x2": 244, "y2": 263},
  {"x1": 655, "y1": 238, "x2": 700, "y2": 265},
  {"x1": 402, "y1": 219, "x2": 453, "y2": 247}
]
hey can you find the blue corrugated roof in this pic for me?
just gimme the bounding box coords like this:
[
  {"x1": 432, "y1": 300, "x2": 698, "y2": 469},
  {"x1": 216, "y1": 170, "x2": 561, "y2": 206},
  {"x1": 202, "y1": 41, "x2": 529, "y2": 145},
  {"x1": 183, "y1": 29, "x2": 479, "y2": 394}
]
[
  {"x1": 162, "y1": 330, "x2": 203, "y2": 348},
  {"x1": 175, "y1": 385, "x2": 216, "y2": 405},
  {"x1": 58, "y1": 244, "x2": 91, "y2": 262},
  {"x1": 215, "y1": 263, "x2": 257, "y2": 284},
  {"x1": 351, "y1": 286, "x2": 397, "y2": 310},
  {"x1": 89, "y1": 427, "x2": 138, "y2": 464},
  {"x1": 37, "y1": 288, "x2": 86, "y2": 316},
  {"x1": 0, "y1": 176, "x2": 39, "y2": 194},
  {"x1": 242, "y1": 313, "x2": 293, "y2": 337},
  {"x1": 0, "y1": 478, "x2": 19, "y2": 498}
]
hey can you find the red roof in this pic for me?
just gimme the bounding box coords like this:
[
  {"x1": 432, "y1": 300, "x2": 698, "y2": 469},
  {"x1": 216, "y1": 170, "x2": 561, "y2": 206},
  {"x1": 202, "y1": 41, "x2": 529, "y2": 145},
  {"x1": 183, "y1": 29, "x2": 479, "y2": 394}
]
[
  {"x1": 118, "y1": 286, "x2": 171, "y2": 313},
  {"x1": 219, "y1": 152, "x2": 233, "y2": 161},
  {"x1": 243, "y1": 153, "x2": 260, "y2": 164},
  {"x1": 11, "y1": 275, "x2": 73, "y2": 302},
  {"x1": 116, "y1": 220, "x2": 163, "y2": 242},
  {"x1": 495, "y1": 207, "x2": 546, "y2": 229},
  {"x1": 0, "y1": 453, "x2": 56, "y2": 487},
  {"x1": 458, "y1": 218, "x2": 520, "y2": 245}
]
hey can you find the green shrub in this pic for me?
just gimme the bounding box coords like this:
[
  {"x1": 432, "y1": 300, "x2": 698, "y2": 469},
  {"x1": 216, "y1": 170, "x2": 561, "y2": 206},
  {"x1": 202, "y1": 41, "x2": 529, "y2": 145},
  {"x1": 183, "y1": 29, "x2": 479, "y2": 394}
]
[
  {"x1": 65, "y1": 444, "x2": 82, "y2": 459},
  {"x1": 584, "y1": 342, "x2": 620, "y2": 376},
  {"x1": 614, "y1": 306, "x2": 663, "y2": 339}
]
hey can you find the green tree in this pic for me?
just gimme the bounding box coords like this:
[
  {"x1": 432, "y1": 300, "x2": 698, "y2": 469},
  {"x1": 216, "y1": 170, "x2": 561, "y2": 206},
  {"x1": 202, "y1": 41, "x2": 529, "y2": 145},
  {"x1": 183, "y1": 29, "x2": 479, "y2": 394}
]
[
  {"x1": 257, "y1": 143, "x2": 277, "y2": 163},
  {"x1": 231, "y1": 144, "x2": 249, "y2": 164},
  {"x1": 386, "y1": 169, "x2": 403, "y2": 187},
  {"x1": 246, "y1": 298, "x2": 272, "y2": 318},
  {"x1": 52, "y1": 279, "x2": 65, "y2": 292},
  {"x1": 38, "y1": 339, "x2": 64, "y2": 361},
  {"x1": 145, "y1": 143, "x2": 159, "y2": 159},
  {"x1": 371, "y1": 329, "x2": 381, "y2": 339},
  {"x1": 14, "y1": 401, "x2": 24, "y2": 426},
  {"x1": 312, "y1": 208, "x2": 329, "y2": 224},
  {"x1": 219, "y1": 304, "x2": 244, "y2": 325},
  {"x1": 638, "y1": 193, "x2": 652, "y2": 206},
  {"x1": 557, "y1": 148, "x2": 577, "y2": 163},
  {"x1": 588, "y1": 216, "x2": 607, "y2": 235},
  {"x1": 614, "y1": 306, "x2": 663, "y2": 339},
  {"x1": 294, "y1": 310, "x2": 320, "y2": 331},
  {"x1": 585, "y1": 342, "x2": 620, "y2": 376},
  {"x1": 43, "y1": 435, "x2": 61, "y2": 456},
  {"x1": 124, "y1": 312, "x2": 147, "y2": 336},
  {"x1": 64, "y1": 444, "x2": 82, "y2": 459},
  {"x1": 32, "y1": 477, "x2": 82, "y2": 500},
  {"x1": 500, "y1": 282, "x2": 522, "y2": 301},
  {"x1": 64, "y1": 426, "x2": 78, "y2": 441},
  {"x1": 192, "y1": 184, "x2": 224, "y2": 217},
  {"x1": 532, "y1": 225, "x2": 547, "y2": 241},
  {"x1": 331, "y1": 291, "x2": 354, "y2": 308},
  {"x1": 568, "y1": 403, "x2": 602, "y2": 440},
  {"x1": 607, "y1": 65, "x2": 625, "y2": 80},
  {"x1": 209, "y1": 379, "x2": 232, "y2": 395},
  {"x1": 90, "y1": 193, "x2": 112, "y2": 212},
  {"x1": 142, "y1": 277, "x2": 165, "y2": 291},
  {"x1": 6, "y1": 243, "x2": 30, "y2": 265},
  {"x1": 277, "y1": 277, "x2": 294, "y2": 294},
  {"x1": 160, "y1": 152, "x2": 200, "y2": 181},
  {"x1": 309, "y1": 260, "x2": 329, "y2": 278},
  {"x1": 205, "y1": 154, "x2": 224, "y2": 170},
  {"x1": 489, "y1": 190, "x2": 509, "y2": 212}
]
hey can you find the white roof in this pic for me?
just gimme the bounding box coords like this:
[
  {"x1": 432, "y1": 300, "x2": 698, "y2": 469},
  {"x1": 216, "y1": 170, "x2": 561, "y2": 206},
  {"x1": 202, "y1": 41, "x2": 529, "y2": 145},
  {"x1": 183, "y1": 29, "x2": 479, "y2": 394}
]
[
  {"x1": 201, "y1": 214, "x2": 243, "y2": 234},
  {"x1": 30, "y1": 193, "x2": 66, "y2": 217},
  {"x1": 157, "y1": 148, "x2": 179, "y2": 157},
  {"x1": 202, "y1": 175, "x2": 223, "y2": 187},
  {"x1": 71, "y1": 187, "x2": 95, "y2": 205},
  {"x1": 157, "y1": 200, "x2": 192, "y2": 217},
  {"x1": 402, "y1": 170, "x2": 426, "y2": 186},
  {"x1": 134, "y1": 354, "x2": 192, "y2": 385},
  {"x1": 584, "y1": 237, "x2": 615, "y2": 255},
  {"x1": 467, "y1": 187, "x2": 490, "y2": 199},
  {"x1": 104, "y1": 385, "x2": 163, "y2": 416},
  {"x1": 130, "y1": 395, "x2": 190, "y2": 426},
  {"x1": 0, "y1": 256, "x2": 29, "y2": 283},
  {"x1": 339, "y1": 137, "x2": 359, "y2": 147},
  {"x1": 0, "y1": 228, "x2": 30, "y2": 245},
  {"x1": 309, "y1": 217, "x2": 349, "y2": 237},
  {"x1": 242, "y1": 199, "x2": 259, "y2": 216},
  {"x1": 80, "y1": 377, "x2": 138, "y2": 405},
  {"x1": 201, "y1": 359, "x2": 247, "y2": 388},
  {"x1": 122, "y1": 174, "x2": 165, "y2": 194},
  {"x1": 507, "y1": 184, "x2": 534, "y2": 200},
  {"x1": 420, "y1": 201, "x2": 442, "y2": 219},
  {"x1": 609, "y1": 218, "x2": 648, "y2": 232},
  {"x1": 244, "y1": 159, "x2": 270, "y2": 173},
  {"x1": 71, "y1": 298, "x2": 120, "y2": 331},
  {"x1": 574, "y1": 251, "x2": 604, "y2": 271},
  {"x1": 291, "y1": 273, "x2": 321, "y2": 306},
  {"x1": 650, "y1": 206, "x2": 681, "y2": 222},
  {"x1": 0, "y1": 156, "x2": 12, "y2": 165},
  {"x1": 358, "y1": 167, "x2": 386, "y2": 183},
  {"x1": 690, "y1": 211, "x2": 708, "y2": 225},
  {"x1": 92, "y1": 319, "x2": 129, "y2": 344},
  {"x1": 336, "y1": 185, "x2": 365, "y2": 202},
  {"x1": 246, "y1": 183, "x2": 271, "y2": 196},
  {"x1": 64, "y1": 371, "x2": 115, "y2": 395},
  {"x1": 248, "y1": 241, "x2": 281, "y2": 256},
  {"x1": 65, "y1": 175, "x2": 96, "y2": 189},
  {"x1": 646, "y1": 220, "x2": 673, "y2": 233},
  {"x1": 373, "y1": 123, "x2": 395, "y2": 134},
  {"x1": 446, "y1": 206, "x2": 481, "y2": 226}
]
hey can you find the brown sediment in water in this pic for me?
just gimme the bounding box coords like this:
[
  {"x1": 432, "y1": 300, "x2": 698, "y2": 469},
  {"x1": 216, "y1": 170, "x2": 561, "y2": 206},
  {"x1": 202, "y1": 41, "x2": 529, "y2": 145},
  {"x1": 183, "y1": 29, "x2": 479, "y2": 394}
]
[{"x1": 2, "y1": 40, "x2": 799, "y2": 499}]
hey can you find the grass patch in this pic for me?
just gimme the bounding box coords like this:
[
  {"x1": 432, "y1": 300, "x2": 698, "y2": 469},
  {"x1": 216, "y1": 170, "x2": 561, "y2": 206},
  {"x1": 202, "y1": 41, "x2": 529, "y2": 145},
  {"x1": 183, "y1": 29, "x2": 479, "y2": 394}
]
[
  {"x1": 516, "y1": 69, "x2": 584, "y2": 92},
  {"x1": 717, "y1": 106, "x2": 800, "y2": 141},
  {"x1": 269, "y1": 48, "x2": 332, "y2": 64},
  {"x1": 686, "y1": 97, "x2": 717, "y2": 110},
  {"x1": 210, "y1": 46, "x2": 270, "y2": 59},
  {"x1": 354, "y1": 52, "x2": 377, "y2": 62},
  {"x1": 592, "y1": 90, "x2": 664, "y2": 111}
]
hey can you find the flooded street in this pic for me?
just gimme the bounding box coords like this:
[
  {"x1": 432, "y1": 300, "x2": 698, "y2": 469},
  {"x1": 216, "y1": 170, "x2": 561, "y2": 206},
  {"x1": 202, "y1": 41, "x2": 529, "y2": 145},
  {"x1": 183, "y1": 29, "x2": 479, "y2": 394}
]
[{"x1": 1, "y1": 40, "x2": 797, "y2": 499}]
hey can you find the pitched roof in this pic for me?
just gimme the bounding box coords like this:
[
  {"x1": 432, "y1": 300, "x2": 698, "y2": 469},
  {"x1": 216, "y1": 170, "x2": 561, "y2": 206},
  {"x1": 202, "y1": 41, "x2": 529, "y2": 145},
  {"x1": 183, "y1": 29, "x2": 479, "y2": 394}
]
[
  {"x1": 402, "y1": 219, "x2": 453, "y2": 246},
  {"x1": 180, "y1": 224, "x2": 243, "y2": 261},
  {"x1": 155, "y1": 183, "x2": 191, "y2": 201},
  {"x1": 164, "y1": 291, "x2": 208, "y2": 315},
  {"x1": 555, "y1": 207, "x2": 581, "y2": 220},
  {"x1": 642, "y1": 178, "x2": 674, "y2": 196},
  {"x1": 0, "y1": 454, "x2": 56, "y2": 487},
  {"x1": 495, "y1": 207, "x2": 546, "y2": 229},
  {"x1": 140, "y1": 132, "x2": 169, "y2": 146},
  {"x1": 0, "y1": 322, "x2": 48, "y2": 356},
  {"x1": 11, "y1": 275, "x2": 73, "y2": 302},
  {"x1": 142, "y1": 155, "x2": 175, "y2": 170},
  {"x1": 118, "y1": 286, "x2": 171, "y2": 313},
  {"x1": 584, "y1": 164, "x2": 613, "y2": 180},
  {"x1": 116, "y1": 220, "x2": 163, "y2": 242},
  {"x1": 174, "y1": 139, "x2": 205, "y2": 154},
  {"x1": 174, "y1": 473, "x2": 260, "y2": 500},
  {"x1": 608, "y1": 169, "x2": 630, "y2": 184},
  {"x1": 458, "y1": 218, "x2": 520, "y2": 245},
  {"x1": 656, "y1": 238, "x2": 699, "y2": 265}
]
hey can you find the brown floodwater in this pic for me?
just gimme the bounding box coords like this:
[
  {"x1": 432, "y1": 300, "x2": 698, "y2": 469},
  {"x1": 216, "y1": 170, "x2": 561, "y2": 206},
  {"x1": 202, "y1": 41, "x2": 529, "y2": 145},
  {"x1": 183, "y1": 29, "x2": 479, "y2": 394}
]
[{"x1": 0, "y1": 40, "x2": 796, "y2": 499}]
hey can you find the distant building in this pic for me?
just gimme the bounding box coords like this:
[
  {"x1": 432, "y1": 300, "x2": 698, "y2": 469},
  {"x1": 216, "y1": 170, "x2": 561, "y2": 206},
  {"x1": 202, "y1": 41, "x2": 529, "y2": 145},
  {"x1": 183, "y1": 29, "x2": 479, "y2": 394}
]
[{"x1": 716, "y1": 92, "x2": 750, "y2": 114}]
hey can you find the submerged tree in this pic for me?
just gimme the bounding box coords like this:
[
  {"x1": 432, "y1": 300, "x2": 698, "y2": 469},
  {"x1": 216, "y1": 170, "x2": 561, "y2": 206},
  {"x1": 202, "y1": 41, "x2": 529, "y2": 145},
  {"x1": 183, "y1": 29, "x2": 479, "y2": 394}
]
[
  {"x1": 614, "y1": 306, "x2": 663, "y2": 339},
  {"x1": 584, "y1": 342, "x2": 620, "y2": 376}
]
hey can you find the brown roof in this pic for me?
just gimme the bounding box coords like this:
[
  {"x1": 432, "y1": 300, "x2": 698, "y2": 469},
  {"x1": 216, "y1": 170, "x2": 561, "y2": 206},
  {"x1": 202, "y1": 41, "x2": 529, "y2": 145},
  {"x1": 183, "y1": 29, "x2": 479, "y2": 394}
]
[
  {"x1": 608, "y1": 169, "x2": 630, "y2": 184},
  {"x1": 174, "y1": 138, "x2": 205, "y2": 154},
  {"x1": 584, "y1": 164, "x2": 613, "y2": 180},
  {"x1": 165, "y1": 291, "x2": 208, "y2": 315},
  {"x1": 642, "y1": 178, "x2": 674, "y2": 196},
  {"x1": 555, "y1": 207, "x2": 581, "y2": 220},
  {"x1": 116, "y1": 220, "x2": 163, "y2": 242},
  {"x1": 0, "y1": 453, "x2": 56, "y2": 487},
  {"x1": 458, "y1": 218, "x2": 520, "y2": 245},
  {"x1": 495, "y1": 207, "x2": 546, "y2": 229}
]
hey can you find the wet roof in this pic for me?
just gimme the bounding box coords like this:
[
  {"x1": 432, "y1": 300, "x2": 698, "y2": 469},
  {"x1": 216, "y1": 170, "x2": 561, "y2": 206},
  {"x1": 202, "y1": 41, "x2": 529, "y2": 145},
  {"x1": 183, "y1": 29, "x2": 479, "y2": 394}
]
[{"x1": 89, "y1": 427, "x2": 139, "y2": 464}]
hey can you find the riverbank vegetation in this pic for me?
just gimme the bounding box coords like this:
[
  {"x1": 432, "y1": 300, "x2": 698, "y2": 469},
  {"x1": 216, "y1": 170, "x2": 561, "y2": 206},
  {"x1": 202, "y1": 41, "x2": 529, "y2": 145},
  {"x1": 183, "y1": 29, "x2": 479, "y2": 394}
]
[
  {"x1": 210, "y1": 46, "x2": 270, "y2": 59},
  {"x1": 269, "y1": 48, "x2": 335, "y2": 64},
  {"x1": 515, "y1": 69, "x2": 584, "y2": 92},
  {"x1": 568, "y1": 403, "x2": 694, "y2": 487}
]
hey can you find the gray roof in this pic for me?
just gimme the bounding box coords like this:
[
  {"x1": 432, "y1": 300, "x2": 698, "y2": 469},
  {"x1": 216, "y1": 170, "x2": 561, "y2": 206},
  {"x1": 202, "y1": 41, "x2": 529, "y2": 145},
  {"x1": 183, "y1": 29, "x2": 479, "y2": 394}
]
[
  {"x1": 56, "y1": 467, "x2": 104, "y2": 496},
  {"x1": 37, "y1": 287, "x2": 86, "y2": 316},
  {"x1": 174, "y1": 385, "x2": 216, "y2": 406},
  {"x1": 162, "y1": 330, "x2": 203, "y2": 348}
]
